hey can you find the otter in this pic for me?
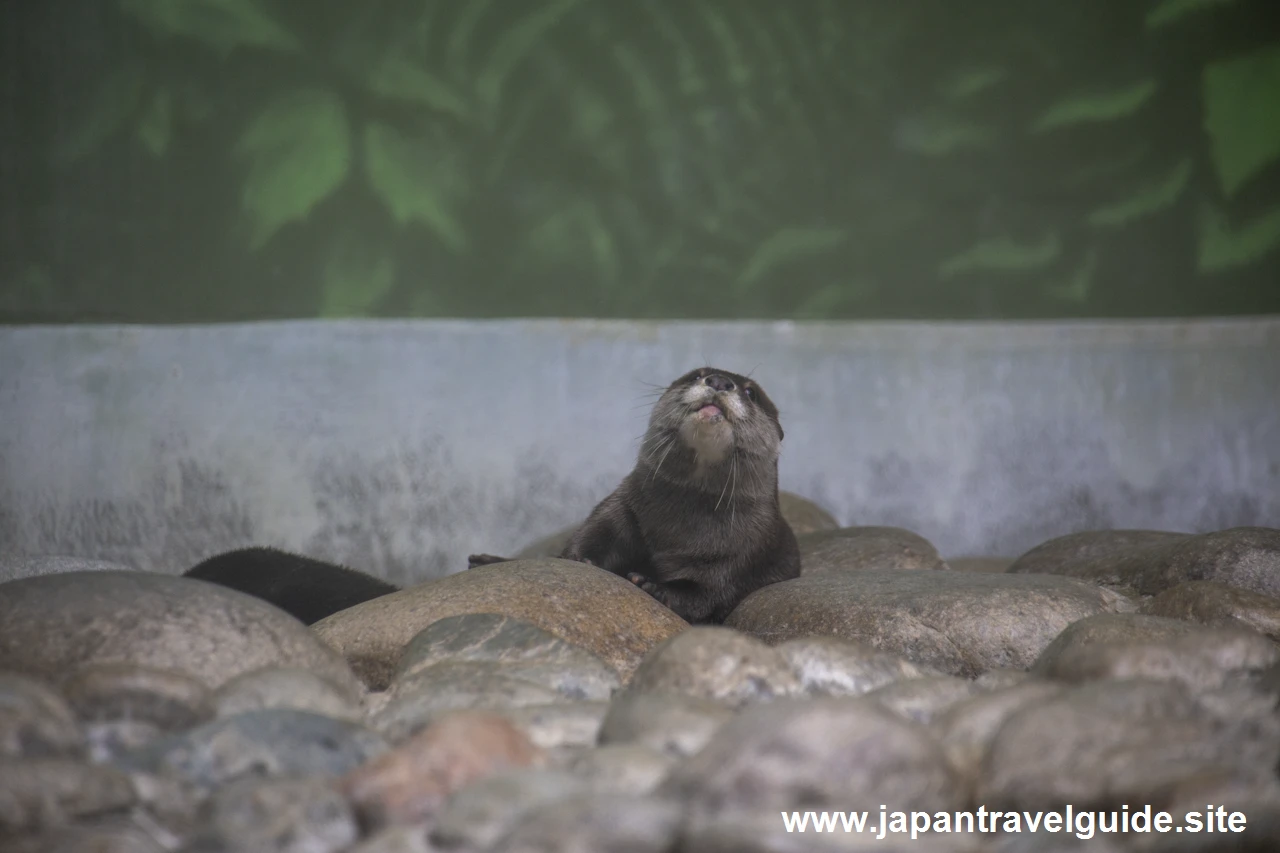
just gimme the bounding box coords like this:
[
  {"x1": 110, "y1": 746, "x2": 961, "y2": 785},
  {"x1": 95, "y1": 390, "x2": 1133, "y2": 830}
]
[
  {"x1": 470, "y1": 366, "x2": 801, "y2": 624},
  {"x1": 184, "y1": 547, "x2": 399, "y2": 625}
]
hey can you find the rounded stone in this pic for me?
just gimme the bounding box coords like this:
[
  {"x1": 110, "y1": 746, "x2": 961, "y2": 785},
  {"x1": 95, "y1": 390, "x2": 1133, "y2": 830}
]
[
  {"x1": 1008, "y1": 529, "x2": 1190, "y2": 577},
  {"x1": 776, "y1": 636, "x2": 939, "y2": 697},
  {"x1": 0, "y1": 571, "x2": 362, "y2": 694},
  {"x1": 727, "y1": 570, "x2": 1127, "y2": 677},
  {"x1": 1141, "y1": 580, "x2": 1280, "y2": 641},
  {"x1": 60, "y1": 663, "x2": 213, "y2": 731},
  {"x1": 0, "y1": 555, "x2": 133, "y2": 583},
  {"x1": 798, "y1": 526, "x2": 948, "y2": 575},
  {"x1": 312, "y1": 559, "x2": 686, "y2": 689},
  {"x1": 659, "y1": 697, "x2": 966, "y2": 827},
  {"x1": 598, "y1": 690, "x2": 736, "y2": 757},
  {"x1": 777, "y1": 492, "x2": 840, "y2": 534},
  {"x1": 212, "y1": 666, "x2": 365, "y2": 722},
  {"x1": 626, "y1": 626, "x2": 800, "y2": 708},
  {"x1": 1010, "y1": 527, "x2": 1280, "y2": 599},
  {"x1": 0, "y1": 673, "x2": 84, "y2": 759}
]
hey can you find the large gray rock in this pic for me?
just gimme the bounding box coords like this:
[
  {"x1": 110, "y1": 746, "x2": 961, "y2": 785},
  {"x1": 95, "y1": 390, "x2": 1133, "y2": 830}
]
[
  {"x1": 551, "y1": 743, "x2": 675, "y2": 796},
  {"x1": 1008, "y1": 530, "x2": 1190, "y2": 577},
  {"x1": 1010, "y1": 527, "x2": 1280, "y2": 599},
  {"x1": 864, "y1": 675, "x2": 984, "y2": 724},
  {"x1": 799, "y1": 526, "x2": 949, "y2": 574},
  {"x1": 979, "y1": 680, "x2": 1280, "y2": 811},
  {"x1": 0, "y1": 674, "x2": 84, "y2": 759},
  {"x1": 312, "y1": 559, "x2": 686, "y2": 689},
  {"x1": 0, "y1": 758, "x2": 137, "y2": 834},
  {"x1": 371, "y1": 661, "x2": 567, "y2": 742},
  {"x1": 0, "y1": 570, "x2": 362, "y2": 695},
  {"x1": 1141, "y1": 580, "x2": 1280, "y2": 641},
  {"x1": 118, "y1": 709, "x2": 388, "y2": 791},
  {"x1": 659, "y1": 697, "x2": 966, "y2": 839},
  {"x1": 597, "y1": 690, "x2": 735, "y2": 757},
  {"x1": 931, "y1": 680, "x2": 1066, "y2": 786},
  {"x1": 498, "y1": 701, "x2": 611, "y2": 750},
  {"x1": 394, "y1": 613, "x2": 620, "y2": 701},
  {"x1": 625, "y1": 626, "x2": 800, "y2": 708},
  {"x1": 727, "y1": 570, "x2": 1128, "y2": 677},
  {"x1": 428, "y1": 769, "x2": 588, "y2": 851},
  {"x1": 0, "y1": 554, "x2": 134, "y2": 583},
  {"x1": 488, "y1": 794, "x2": 683, "y2": 853},
  {"x1": 1030, "y1": 613, "x2": 1279, "y2": 690},
  {"x1": 776, "y1": 636, "x2": 940, "y2": 697},
  {"x1": 185, "y1": 776, "x2": 358, "y2": 853}
]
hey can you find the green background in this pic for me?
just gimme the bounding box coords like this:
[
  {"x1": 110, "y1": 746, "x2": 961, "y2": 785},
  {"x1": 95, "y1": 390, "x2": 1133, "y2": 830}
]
[{"x1": 2, "y1": 0, "x2": 1278, "y2": 323}]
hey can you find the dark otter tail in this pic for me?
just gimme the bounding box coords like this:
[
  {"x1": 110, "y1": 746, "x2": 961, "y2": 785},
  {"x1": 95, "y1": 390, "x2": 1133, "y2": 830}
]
[
  {"x1": 467, "y1": 553, "x2": 514, "y2": 568},
  {"x1": 185, "y1": 546, "x2": 399, "y2": 625}
]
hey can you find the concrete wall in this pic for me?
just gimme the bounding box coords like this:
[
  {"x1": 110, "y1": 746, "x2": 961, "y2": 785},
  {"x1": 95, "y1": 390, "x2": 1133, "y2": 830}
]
[{"x1": 1, "y1": 319, "x2": 1277, "y2": 584}]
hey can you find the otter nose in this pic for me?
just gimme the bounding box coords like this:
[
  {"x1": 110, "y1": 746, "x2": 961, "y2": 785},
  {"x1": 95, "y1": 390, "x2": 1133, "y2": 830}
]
[{"x1": 704, "y1": 374, "x2": 735, "y2": 393}]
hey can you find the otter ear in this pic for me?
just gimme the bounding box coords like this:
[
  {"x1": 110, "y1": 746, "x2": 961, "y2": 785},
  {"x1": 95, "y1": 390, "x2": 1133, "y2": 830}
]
[{"x1": 776, "y1": 423, "x2": 785, "y2": 441}]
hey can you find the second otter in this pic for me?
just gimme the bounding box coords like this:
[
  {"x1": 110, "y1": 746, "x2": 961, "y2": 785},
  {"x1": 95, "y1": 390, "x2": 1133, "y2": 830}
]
[{"x1": 470, "y1": 366, "x2": 801, "y2": 624}]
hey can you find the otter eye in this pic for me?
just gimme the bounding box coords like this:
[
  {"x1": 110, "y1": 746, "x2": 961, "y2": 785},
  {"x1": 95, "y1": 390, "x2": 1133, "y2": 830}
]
[{"x1": 743, "y1": 386, "x2": 756, "y2": 401}]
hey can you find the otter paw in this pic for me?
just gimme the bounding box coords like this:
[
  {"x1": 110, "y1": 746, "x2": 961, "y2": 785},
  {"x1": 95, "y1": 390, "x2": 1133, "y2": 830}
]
[{"x1": 628, "y1": 574, "x2": 668, "y2": 604}]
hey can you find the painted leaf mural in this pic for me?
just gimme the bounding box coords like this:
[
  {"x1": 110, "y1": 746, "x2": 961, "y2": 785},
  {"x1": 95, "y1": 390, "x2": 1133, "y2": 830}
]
[{"x1": 4, "y1": 0, "x2": 1277, "y2": 322}]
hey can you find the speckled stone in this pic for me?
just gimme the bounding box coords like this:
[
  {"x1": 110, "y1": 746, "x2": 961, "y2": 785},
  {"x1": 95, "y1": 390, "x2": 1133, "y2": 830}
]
[
  {"x1": 727, "y1": 570, "x2": 1127, "y2": 677},
  {"x1": 0, "y1": 570, "x2": 362, "y2": 694},
  {"x1": 798, "y1": 526, "x2": 949, "y2": 574},
  {"x1": 1010, "y1": 527, "x2": 1280, "y2": 599},
  {"x1": 312, "y1": 559, "x2": 686, "y2": 689}
]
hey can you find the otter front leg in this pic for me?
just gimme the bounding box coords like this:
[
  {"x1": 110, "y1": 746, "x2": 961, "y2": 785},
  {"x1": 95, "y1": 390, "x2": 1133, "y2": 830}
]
[{"x1": 626, "y1": 574, "x2": 722, "y2": 624}]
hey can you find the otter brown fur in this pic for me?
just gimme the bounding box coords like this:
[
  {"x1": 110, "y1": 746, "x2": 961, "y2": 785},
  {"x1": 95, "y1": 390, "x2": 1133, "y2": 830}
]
[{"x1": 469, "y1": 366, "x2": 801, "y2": 624}]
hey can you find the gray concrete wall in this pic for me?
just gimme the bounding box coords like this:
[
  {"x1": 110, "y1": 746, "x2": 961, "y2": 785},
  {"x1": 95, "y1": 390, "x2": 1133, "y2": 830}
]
[{"x1": 1, "y1": 319, "x2": 1277, "y2": 584}]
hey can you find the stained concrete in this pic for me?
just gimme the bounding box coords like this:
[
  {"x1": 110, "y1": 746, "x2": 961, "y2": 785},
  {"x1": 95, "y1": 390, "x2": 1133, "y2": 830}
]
[{"x1": 0, "y1": 319, "x2": 1276, "y2": 583}]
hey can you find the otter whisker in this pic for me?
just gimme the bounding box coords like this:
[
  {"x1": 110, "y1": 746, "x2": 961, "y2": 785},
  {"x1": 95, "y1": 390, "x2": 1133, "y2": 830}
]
[
  {"x1": 714, "y1": 459, "x2": 732, "y2": 512},
  {"x1": 729, "y1": 452, "x2": 739, "y2": 524},
  {"x1": 651, "y1": 437, "x2": 677, "y2": 483}
]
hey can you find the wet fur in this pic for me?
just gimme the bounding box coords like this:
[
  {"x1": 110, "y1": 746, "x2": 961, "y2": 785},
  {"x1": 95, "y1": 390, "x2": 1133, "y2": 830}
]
[
  {"x1": 184, "y1": 546, "x2": 399, "y2": 625},
  {"x1": 470, "y1": 367, "x2": 801, "y2": 624}
]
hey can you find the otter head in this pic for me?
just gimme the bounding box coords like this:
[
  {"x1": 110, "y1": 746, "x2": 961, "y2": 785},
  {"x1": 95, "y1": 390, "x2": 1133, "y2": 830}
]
[{"x1": 641, "y1": 366, "x2": 784, "y2": 487}]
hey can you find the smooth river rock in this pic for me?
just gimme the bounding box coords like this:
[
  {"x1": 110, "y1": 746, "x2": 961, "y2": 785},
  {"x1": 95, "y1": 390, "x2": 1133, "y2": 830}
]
[
  {"x1": 624, "y1": 626, "x2": 800, "y2": 708},
  {"x1": 1141, "y1": 580, "x2": 1280, "y2": 641},
  {"x1": 1009, "y1": 527, "x2": 1280, "y2": 598},
  {"x1": 798, "y1": 525, "x2": 949, "y2": 574},
  {"x1": 1030, "y1": 613, "x2": 1279, "y2": 690},
  {"x1": 0, "y1": 570, "x2": 362, "y2": 694},
  {"x1": 726, "y1": 569, "x2": 1128, "y2": 677},
  {"x1": 312, "y1": 559, "x2": 686, "y2": 689}
]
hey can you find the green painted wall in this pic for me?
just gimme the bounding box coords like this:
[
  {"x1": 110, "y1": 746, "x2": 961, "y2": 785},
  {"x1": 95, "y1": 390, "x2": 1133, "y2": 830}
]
[{"x1": 1, "y1": 0, "x2": 1277, "y2": 323}]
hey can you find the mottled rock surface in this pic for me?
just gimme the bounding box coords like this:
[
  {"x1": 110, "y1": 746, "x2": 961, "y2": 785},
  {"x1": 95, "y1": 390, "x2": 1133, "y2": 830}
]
[
  {"x1": 1010, "y1": 527, "x2": 1280, "y2": 599},
  {"x1": 979, "y1": 679, "x2": 1280, "y2": 811},
  {"x1": 798, "y1": 525, "x2": 949, "y2": 574},
  {"x1": 0, "y1": 554, "x2": 133, "y2": 582},
  {"x1": 342, "y1": 710, "x2": 543, "y2": 828},
  {"x1": 1031, "y1": 613, "x2": 1278, "y2": 690},
  {"x1": 394, "y1": 613, "x2": 620, "y2": 701},
  {"x1": 864, "y1": 675, "x2": 984, "y2": 724},
  {"x1": 777, "y1": 636, "x2": 939, "y2": 696},
  {"x1": 0, "y1": 570, "x2": 361, "y2": 694},
  {"x1": 597, "y1": 690, "x2": 735, "y2": 757},
  {"x1": 488, "y1": 793, "x2": 683, "y2": 853},
  {"x1": 119, "y1": 709, "x2": 388, "y2": 790},
  {"x1": 728, "y1": 569, "x2": 1127, "y2": 676},
  {"x1": 624, "y1": 626, "x2": 799, "y2": 707},
  {"x1": 312, "y1": 560, "x2": 686, "y2": 688},
  {"x1": 660, "y1": 697, "x2": 966, "y2": 837},
  {"x1": 1142, "y1": 580, "x2": 1280, "y2": 640}
]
